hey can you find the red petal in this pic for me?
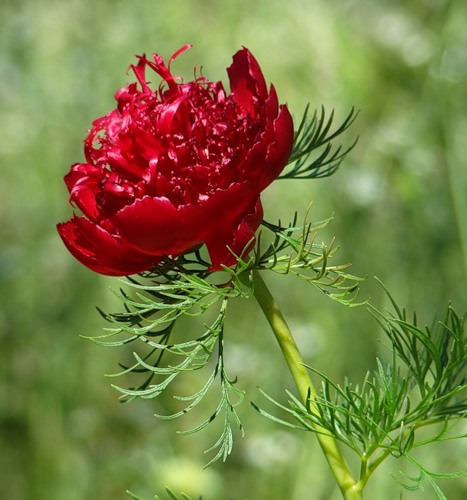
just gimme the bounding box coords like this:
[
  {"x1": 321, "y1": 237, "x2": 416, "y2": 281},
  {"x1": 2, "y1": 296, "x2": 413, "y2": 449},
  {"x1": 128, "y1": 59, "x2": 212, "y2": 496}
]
[
  {"x1": 168, "y1": 45, "x2": 193, "y2": 68},
  {"x1": 112, "y1": 196, "x2": 209, "y2": 256},
  {"x1": 264, "y1": 83, "x2": 279, "y2": 121},
  {"x1": 113, "y1": 183, "x2": 261, "y2": 258},
  {"x1": 65, "y1": 164, "x2": 101, "y2": 221},
  {"x1": 227, "y1": 48, "x2": 268, "y2": 117},
  {"x1": 130, "y1": 55, "x2": 153, "y2": 94},
  {"x1": 260, "y1": 103, "x2": 294, "y2": 188},
  {"x1": 64, "y1": 163, "x2": 98, "y2": 192},
  {"x1": 57, "y1": 217, "x2": 155, "y2": 276},
  {"x1": 157, "y1": 95, "x2": 187, "y2": 134},
  {"x1": 205, "y1": 200, "x2": 263, "y2": 269},
  {"x1": 239, "y1": 99, "x2": 294, "y2": 190},
  {"x1": 107, "y1": 150, "x2": 143, "y2": 179}
]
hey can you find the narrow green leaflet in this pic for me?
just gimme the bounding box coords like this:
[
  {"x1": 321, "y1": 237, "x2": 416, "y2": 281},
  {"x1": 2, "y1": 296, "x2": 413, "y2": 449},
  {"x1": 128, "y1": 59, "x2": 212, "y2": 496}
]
[
  {"x1": 254, "y1": 210, "x2": 364, "y2": 306},
  {"x1": 280, "y1": 105, "x2": 358, "y2": 180},
  {"x1": 253, "y1": 284, "x2": 466, "y2": 496},
  {"x1": 90, "y1": 262, "x2": 249, "y2": 465}
]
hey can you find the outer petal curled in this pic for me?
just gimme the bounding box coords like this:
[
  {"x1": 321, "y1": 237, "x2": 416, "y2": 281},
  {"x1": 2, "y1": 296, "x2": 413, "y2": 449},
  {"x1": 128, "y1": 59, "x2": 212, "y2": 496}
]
[{"x1": 57, "y1": 217, "x2": 157, "y2": 276}]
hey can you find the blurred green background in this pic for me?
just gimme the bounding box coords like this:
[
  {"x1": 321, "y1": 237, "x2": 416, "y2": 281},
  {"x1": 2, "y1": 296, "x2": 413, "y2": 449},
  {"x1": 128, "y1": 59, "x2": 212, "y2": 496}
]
[{"x1": 1, "y1": 0, "x2": 466, "y2": 498}]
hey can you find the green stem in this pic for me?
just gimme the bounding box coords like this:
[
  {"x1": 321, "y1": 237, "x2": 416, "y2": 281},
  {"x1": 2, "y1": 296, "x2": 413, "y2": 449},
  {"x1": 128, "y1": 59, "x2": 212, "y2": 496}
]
[{"x1": 249, "y1": 270, "x2": 363, "y2": 500}]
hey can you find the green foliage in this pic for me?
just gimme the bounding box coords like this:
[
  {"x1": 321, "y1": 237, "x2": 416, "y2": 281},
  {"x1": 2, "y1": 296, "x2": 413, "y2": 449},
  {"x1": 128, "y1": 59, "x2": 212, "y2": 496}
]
[
  {"x1": 253, "y1": 285, "x2": 466, "y2": 497},
  {"x1": 91, "y1": 211, "x2": 362, "y2": 465},
  {"x1": 394, "y1": 454, "x2": 466, "y2": 500},
  {"x1": 256, "y1": 211, "x2": 364, "y2": 305},
  {"x1": 280, "y1": 105, "x2": 358, "y2": 180},
  {"x1": 89, "y1": 268, "x2": 249, "y2": 466}
]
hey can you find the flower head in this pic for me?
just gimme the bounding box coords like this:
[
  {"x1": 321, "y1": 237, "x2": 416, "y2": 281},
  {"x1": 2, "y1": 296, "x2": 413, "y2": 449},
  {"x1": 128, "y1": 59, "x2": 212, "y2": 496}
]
[{"x1": 57, "y1": 46, "x2": 294, "y2": 275}]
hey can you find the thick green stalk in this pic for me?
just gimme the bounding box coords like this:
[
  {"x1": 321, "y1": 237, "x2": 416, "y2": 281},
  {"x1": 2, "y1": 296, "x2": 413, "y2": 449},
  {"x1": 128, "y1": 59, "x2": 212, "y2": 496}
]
[{"x1": 249, "y1": 270, "x2": 363, "y2": 500}]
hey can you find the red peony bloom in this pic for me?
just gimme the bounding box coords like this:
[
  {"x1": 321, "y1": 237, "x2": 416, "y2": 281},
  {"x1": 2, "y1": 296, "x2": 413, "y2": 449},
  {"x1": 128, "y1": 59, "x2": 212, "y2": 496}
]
[{"x1": 57, "y1": 46, "x2": 294, "y2": 276}]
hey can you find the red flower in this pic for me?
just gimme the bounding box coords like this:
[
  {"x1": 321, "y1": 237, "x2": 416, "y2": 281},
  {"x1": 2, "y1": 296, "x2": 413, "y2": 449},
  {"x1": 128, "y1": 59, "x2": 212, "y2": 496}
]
[{"x1": 57, "y1": 46, "x2": 294, "y2": 276}]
